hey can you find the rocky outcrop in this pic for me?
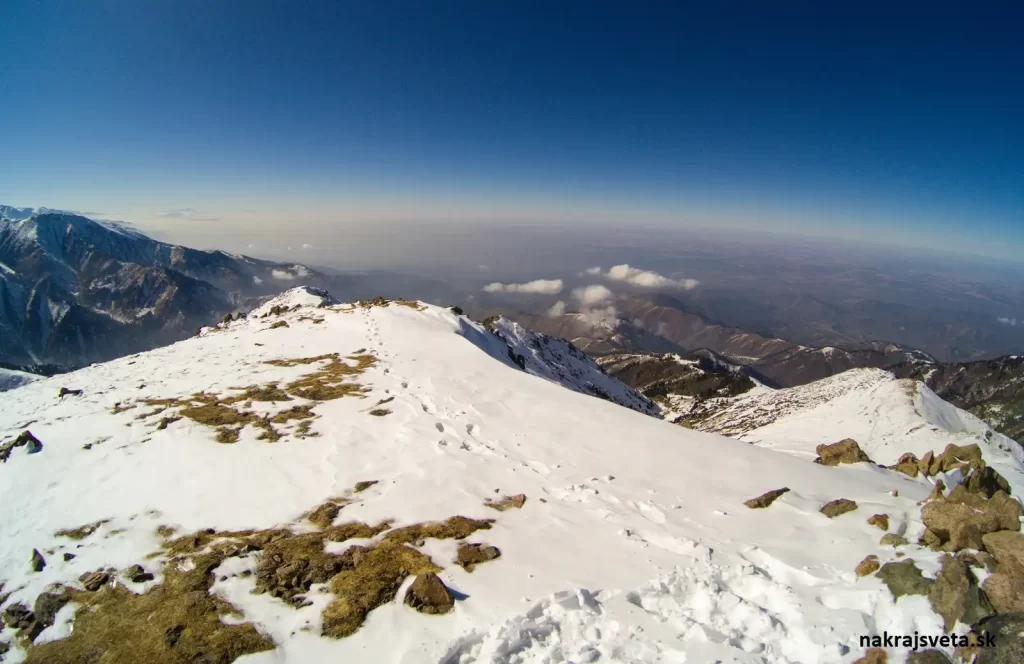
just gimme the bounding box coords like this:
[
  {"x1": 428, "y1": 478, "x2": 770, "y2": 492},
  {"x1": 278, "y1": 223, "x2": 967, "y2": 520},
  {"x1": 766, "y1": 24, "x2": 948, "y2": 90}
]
[
  {"x1": 875, "y1": 559, "x2": 932, "y2": 599},
  {"x1": 927, "y1": 555, "x2": 993, "y2": 630},
  {"x1": 744, "y1": 487, "x2": 790, "y2": 509},
  {"x1": 403, "y1": 572, "x2": 454, "y2": 615},
  {"x1": 820, "y1": 498, "x2": 858, "y2": 518},
  {"x1": 814, "y1": 439, "x2": 871, "y2": 466}
]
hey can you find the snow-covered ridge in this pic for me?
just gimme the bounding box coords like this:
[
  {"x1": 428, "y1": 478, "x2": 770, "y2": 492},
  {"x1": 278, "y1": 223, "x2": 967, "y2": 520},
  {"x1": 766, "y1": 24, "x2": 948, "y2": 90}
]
[
  {"x1": 487, "y1": 316, "x2": 661, "y2": 418},
  {"x1": 686, "y1": 367, "x2": 1024, "y2": 494},
  {"x1": 0, "y1": 290, "x2": 1020, "y2": 663}
]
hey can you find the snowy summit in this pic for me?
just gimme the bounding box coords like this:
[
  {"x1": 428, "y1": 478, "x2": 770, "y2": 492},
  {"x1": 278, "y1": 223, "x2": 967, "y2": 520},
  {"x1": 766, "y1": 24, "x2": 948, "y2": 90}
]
[{"x1": 0, "y1": 287, "x2": 1022, "y2": 663}]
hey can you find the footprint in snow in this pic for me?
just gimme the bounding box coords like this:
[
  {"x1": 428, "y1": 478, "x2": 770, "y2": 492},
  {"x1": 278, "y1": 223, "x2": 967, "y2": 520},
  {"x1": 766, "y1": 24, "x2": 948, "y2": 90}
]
[{"x1": 435, "y1": 422, "x2": 444, "y2": 433}]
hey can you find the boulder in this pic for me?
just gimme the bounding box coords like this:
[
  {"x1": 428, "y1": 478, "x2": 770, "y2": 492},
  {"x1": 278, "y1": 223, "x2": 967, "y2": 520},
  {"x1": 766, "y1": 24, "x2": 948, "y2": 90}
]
[
  {"x1": 80, "y1": 570, "x2": 110, "y2": 592},
  {"x1": 744, "y1": 487, "x2": 790, "y2": 509},
  {"x1": 876, "y1": 559, "x2": 932, "y2": 599},
  {"x1": 880, "y1": 533, "x2": 909, "y2": 548},
  {"x1": 970, "y1": 613, "x2": 1024, "y2": 664},
  {"x1": 820, "y1": 498, "x2": 858, "y2": 518},
  {"x1": 404, "y1": 572, "x2": 455, "y2": 615},
  {"x1": 964, "y1": 466, "x2": 1012, "y2": 499},
  {"x1": 919, "y1": 490, "x2": 1021, "y2": 552},
  {"x1": 123, "y1": 564, "x2": 154, "y2": 583},
  {"x1": 891, "y1": 453, "x2": 920, "y2": 478},
  {"x1": 30, "y1": 548, "x2": 45, "y2": 572},
  {"x1": 927, "y1": 554, "x2": 994, "y2": 630},
  {"x1": 33, "y1": 591, "x2": 69, "y2": 627},
  {"x1": 456, "y1": 543, "x2": 501, "y2": 572},
  {"x1": 934, "y1": 443, "x2": 984, "y2": 475},
  {"x1": 856, "y1": 555, "x2": 880, "y2": 577},
  {"x1": 853, "y1": 648, "x2": 887, "y2": 664},
  {"x1": 814, "y1": 439, "x2": 872, "y2": 466},
  {"x1": 981, "y1": 531, "x2": 1024, "y2": 613},
  {"x1": 867, "y1": 514, "x2": 890, "y2": 531}
]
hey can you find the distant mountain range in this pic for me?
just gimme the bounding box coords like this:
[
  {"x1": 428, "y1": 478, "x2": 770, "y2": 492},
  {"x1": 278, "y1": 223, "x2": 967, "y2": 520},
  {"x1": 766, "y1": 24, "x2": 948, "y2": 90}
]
[
  {"x1": 0, "y1": 207, "x2": 342, "y2": 368},
  {"x1": 496, "y1": 296, "x2": 935, "y2": 388}
]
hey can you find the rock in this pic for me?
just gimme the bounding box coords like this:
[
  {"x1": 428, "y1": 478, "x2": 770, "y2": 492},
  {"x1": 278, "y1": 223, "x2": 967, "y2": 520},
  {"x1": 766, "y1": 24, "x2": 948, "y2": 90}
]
[
  {"x1": 814, "y1": 438, "x2": 872, "y2": 466},
  {"x1": 983, "y1": 531, "x2": 1024, "y2": 568},
  {"x1": 983, "y1": 570, "x2": 1024, "y2": 614},
  {"x1": 820, "y1": 498, "x2": 858, "y2": 518},
  {"x1": 63, "y1": 552, "x2": 76, "y2": 561},
  {"x1": 927, "y1": 554, "x2": 994, "y2": 630},
  {"x1": 868, "y1": 514, "x2": 890, "y2": 531},
  {"x1": 919, "y1": 490, "x2": 1021, "y2": 552},
  {"x1": 1, "y1": 430, "x2": 44, "y2": 461},
  {"x1": 123, "y1": 564, "x2": 154, "y2": 583},
  {"x1": 907, "y1": 651, "x2": 953, "y2": 664},
  {"x1": 880, "y1": 533, "x2": 909, "y2": 547},
  {"x1": 891, "y1": 453, "x2": 920, "y2": 478},
  {"x1": 936, "y1": 443, "x2": 984, "y2": 474},
  {"x1": 80, "y1": 570, "x2": 110, "y2": 591},
  {"x1": 981, "y1": 531, "x2": 1024, "y2": 613},
  {"x1": 876, "y1": 559, "x2": 933, "y2": 599},
  {"x1": 853, "y1": 648, "x2": 887, "y2": 664},
  {"x1": 30, "y1": 548, "x2": 45, "y2": 572},
  {"x1": 33, "y1": 591, "x2": 69, "y2": 627},
  {"x1": 3, "y1": 603, "x2": 34, "y2": 629},
  {"x1": 970, "y1": 613, "x2": 1024, "y2": 664},
  {"x1": 925, "y1": 480, "x2": 946, "y2": 502},
  {"x1": 964, "y1": 466, "x2": 1012, "y2": 499},
  {"x1": 918, "y1": 450, "x2": 936, "y2": 475},
  {"x1": 403, "y1": 572, "x2": 454, "y2": 615},
  {"x1": 165, "y1": 624, "x2": 184, "y2": 647},
  {"x1": 744, "y1": 487, "x2": 790, "y2": 509},
  {"x1": 58, "y1": 387, "x2": 83, "y2": 398},
  {"x1": 456, "y1": 542, "x2": 501, "y2": 572},
  {"x1": 856, "y1": 555, "x2": 880, "y2": 576}
]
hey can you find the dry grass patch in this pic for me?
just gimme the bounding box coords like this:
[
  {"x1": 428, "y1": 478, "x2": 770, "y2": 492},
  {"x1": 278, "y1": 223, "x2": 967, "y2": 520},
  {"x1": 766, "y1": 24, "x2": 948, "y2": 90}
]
[
  {"x1": 56, "y1": 519, "x2": 111, "y2": 540},
  {"x1": 322, "y1": 541, "x2": 437, "y2": 637},
  {"x1": 384, "y1": 516, "x2": 494, "y2": 546},
  {"x1": 269, "y1": 353, "x2": 376, "y2": 402},
  {"x1": 485, "y1": 494, "x2": 527, "y2": 511},
  {"x1": 268, "y1": 320, "x2": 289, "y2": 330},
  {"x1": 109, "y1": 402, "x2": 136, "y2": 415},
  {"x1": 355, "y1": 297, "x2": 425, "y2": 311},
  {"x1": 224, "y1": 384, "x2": 292, "y2": 403},
  {"x1": 353, "y1": 480, "x2": 378, "y2": 493},
  {"x1": 24, "y1": 550, "x2": 273, "y2": 664},
  {"x1": 368, "y1": 408, "x2": 391, "y2": 417}
]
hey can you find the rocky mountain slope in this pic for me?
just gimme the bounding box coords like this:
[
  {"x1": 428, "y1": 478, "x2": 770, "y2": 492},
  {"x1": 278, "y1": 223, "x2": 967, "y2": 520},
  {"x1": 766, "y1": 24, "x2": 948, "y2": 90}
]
[
  {"x1": 0, "y1": 208, "x2": 334, "y2": 368},
  {"x1": 1, "y1": 287, "x2": 1021, "y2": 663},
  {"x1": 892, "y1": 355, "x2": 1024, "y2": 445},
  {"x1": 501, "y1": 296, "x2": 934, "y2": 388}
]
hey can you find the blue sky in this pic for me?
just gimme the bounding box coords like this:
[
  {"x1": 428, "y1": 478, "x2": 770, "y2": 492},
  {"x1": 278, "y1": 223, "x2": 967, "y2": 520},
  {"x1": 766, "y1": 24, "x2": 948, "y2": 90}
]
[{"x1": 2, "y1": 1, "x2": 1022, "y2": 259}]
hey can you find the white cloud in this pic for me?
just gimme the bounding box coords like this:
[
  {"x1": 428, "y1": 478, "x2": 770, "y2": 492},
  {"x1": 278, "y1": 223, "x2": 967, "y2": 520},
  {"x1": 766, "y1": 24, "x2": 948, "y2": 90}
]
[
  {"x1": 571, "y1": 284, "x2": 615, "y2": 306},
  {"x1": 569, "y1": 285, "x2": 619, "y2": 329},
  {"x1": 547, "y1": 300, "x2": 567, "y2": 317},
  {"x1": 583, "y1": 266, "x2": 602, "y2": 275},
  {"x1": 252, "y1": 276, "x2": 263, "y2": 285},
  {"x1": 301, "y1": 243, "x2": 312, "y2": 250},
  {"x1": 482, "y1": 279, "x2": 564, "y2": 295},
  {"x1": 271, "y1": 269, "x2": 296, "y2": 280},
  {"x1": 589, "y1": 264, "x2": 699, "y2": 290},
  {"x1": 997, "y1": 317, "x2": 1017, "y2": 326}
]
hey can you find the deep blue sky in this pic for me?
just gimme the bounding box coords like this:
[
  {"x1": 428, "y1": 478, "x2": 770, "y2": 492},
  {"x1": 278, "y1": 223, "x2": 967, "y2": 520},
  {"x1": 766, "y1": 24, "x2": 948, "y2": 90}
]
[{"x1": 2, "y1": 1, "x2": 1022, "y2": 258}]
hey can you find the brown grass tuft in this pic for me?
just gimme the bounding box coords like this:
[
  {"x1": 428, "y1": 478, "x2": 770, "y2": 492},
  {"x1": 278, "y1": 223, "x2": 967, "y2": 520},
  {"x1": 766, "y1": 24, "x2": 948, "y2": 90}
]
[
  {"x1": 367, "y1": 408, "x2": 391, "y2": 417},
  {"x1": 384, "y1": 516, "x2": 494, "y2": 546},
  {"x1": 268, "y1": 321, "x2": 289, "y2": 330},
  {"x1": 485, "y1": 494, "x2": 527, "y2": 511},
  {"x1": 56, "y1": 519, "x2": 111, "y2": 540}
]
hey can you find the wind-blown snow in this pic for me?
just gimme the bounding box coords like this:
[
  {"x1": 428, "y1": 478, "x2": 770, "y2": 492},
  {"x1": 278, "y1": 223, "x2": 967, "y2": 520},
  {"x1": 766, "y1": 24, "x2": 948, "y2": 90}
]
[{"x1": 0, "y1": 290, "x2": 1013, "y2": 663}]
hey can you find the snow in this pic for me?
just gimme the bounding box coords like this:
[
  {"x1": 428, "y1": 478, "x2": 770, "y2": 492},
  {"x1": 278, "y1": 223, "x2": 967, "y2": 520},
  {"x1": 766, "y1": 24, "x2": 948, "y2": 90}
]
[
  {"x1": 700, "y1": 368, "x2": 1024, "y2": 494},
  {"x1": 0, "y1": 367, "x2": 41, "y2": 392},
  {"x1": 0, "y1": 289, "x2": 1017, "y2": 663}
]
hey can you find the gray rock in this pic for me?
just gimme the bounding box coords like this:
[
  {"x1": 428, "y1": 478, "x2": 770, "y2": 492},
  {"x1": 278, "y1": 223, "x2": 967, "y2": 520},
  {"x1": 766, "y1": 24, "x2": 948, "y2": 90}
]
[{"x1": 876, "y1": 559, "x2": 933, "y2": 599}]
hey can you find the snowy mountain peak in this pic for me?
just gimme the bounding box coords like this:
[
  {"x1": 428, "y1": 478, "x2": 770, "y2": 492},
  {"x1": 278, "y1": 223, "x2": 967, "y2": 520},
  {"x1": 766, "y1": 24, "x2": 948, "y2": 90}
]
[
  {"x1": 249, "y1": 286, "x2": 340, "y2": 317},
  {"x1": 1, "y1": 297, "x2": 1022, "y2": 662}
]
